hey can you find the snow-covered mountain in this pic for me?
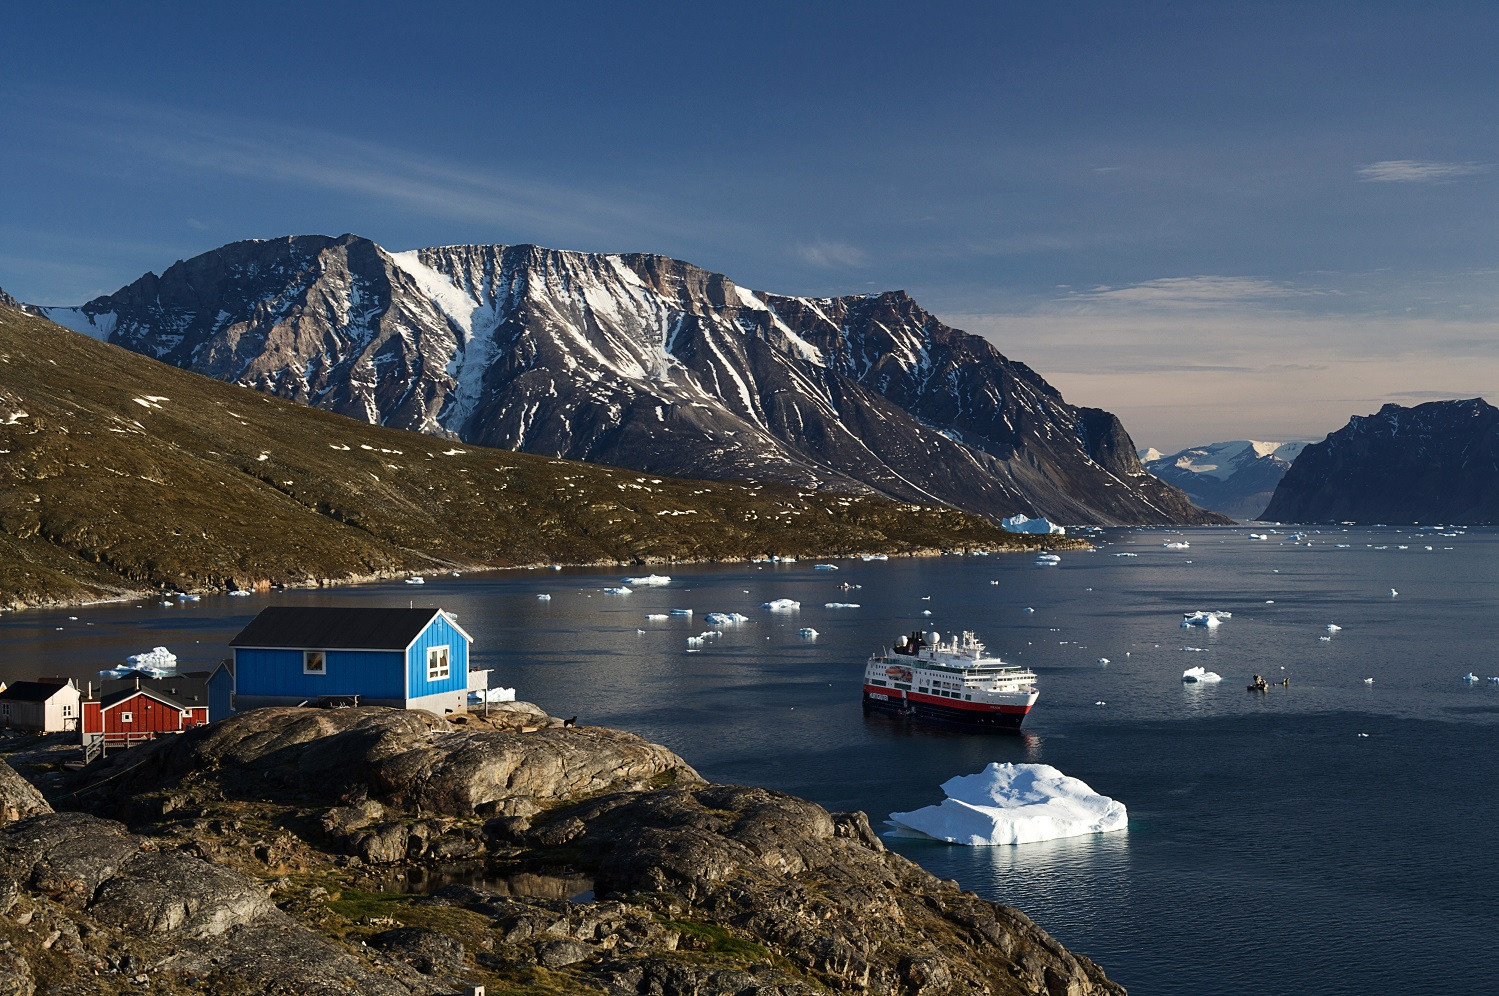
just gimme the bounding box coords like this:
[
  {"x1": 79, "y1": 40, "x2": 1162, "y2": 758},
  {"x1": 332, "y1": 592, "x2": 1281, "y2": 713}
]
[
  {"x1": 30, "y1": 234, "x2": 1224, "y2": 525},
  {"x1": 1140, "y1": 440, "x2": 1308, "y2": 521},
  {"x1": 1262, "y1": 399, "x2": 1499, "y2": 524}
]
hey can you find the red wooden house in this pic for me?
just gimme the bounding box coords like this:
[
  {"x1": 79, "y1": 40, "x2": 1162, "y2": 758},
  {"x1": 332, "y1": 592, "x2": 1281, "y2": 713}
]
[{"x1": 80, "y1": 684, "x2": 207, "y2": 751}]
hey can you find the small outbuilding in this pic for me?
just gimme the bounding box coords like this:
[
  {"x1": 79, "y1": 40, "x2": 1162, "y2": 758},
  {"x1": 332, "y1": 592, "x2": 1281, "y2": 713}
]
[
  {"x1": 80, "y1": 684, "x2": 208, "y2": 750},
  {"x1": 98, "y1": 660, "x2": 236, "y2": 724},
  {"x1": 0, "y1": 679, "x2": 82, "y2": 733},
  {"x1": 229, "y1": 606, "x2": 479, "y2": 714}
]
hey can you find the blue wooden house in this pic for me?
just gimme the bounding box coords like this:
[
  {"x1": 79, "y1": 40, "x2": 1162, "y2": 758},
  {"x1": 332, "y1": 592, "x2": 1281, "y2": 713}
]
[{"x1": 229, "y1": 606, "x2": 479, "y2": 714}]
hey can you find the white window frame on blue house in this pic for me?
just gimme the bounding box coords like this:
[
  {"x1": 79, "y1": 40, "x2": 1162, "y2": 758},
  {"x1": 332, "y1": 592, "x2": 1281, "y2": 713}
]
[
  {"x1": 304, "y1": 650, "x2": 326, "y2": 675},
  {"x1": 427, "y1": 645, "x2": 450, "y2": 681}
]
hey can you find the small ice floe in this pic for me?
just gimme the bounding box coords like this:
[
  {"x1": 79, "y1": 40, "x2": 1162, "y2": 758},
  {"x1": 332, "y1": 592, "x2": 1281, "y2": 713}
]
[
  {"x1": 1163, "y1": 541, "x2": 1190, "y2": 550},
  {"x1": 921, "y1": 596, "x2": 932, "y2": 601},
  {"x1": 603, "y1": 586, "x2": 632, "y2": 595},
  {"x1": 1181, "y1": 611, "x2": 1230, "y2": 628},
  {"x1": 228, "y1": 590, "x2": 251, "y2": 597},
  {"x1": 1461, "y1": 673, "x2": 1480, "y2": 683},
  {"x1": 704, "y1": 612, "x2": 749, "y2": 626},
  {"x1": 405, "y1": 576, "x2": 425, "y2": 585},
  {"x1": 824, "y1": 602, "x2": 860, "y2": 609},
  {"x1": 1249, "y1": 533, "x2": 1268, "y2": 540},
  {"x1": 636, "y1": 628, "x2": 647, "y2": 634},
  {"x1": 1363, "y1": 677, "x2": 1375, "y2": 684},
  {"x1": 550, "y1": 565, "x2": 563, "y2": 571},
  {"x1": 814, "y1": 564, "x2": 838, "y2": 571},
  {"x1": 1034, "y1": 554, "x2": 1061, "y2": 567},
  {"x1": 840, "y1": 582, "x2": 863, "y2": 590},
  {"x1": 887, "y1": 763, "x2": 1126, "y2": 846},
  {"x1": 762, "y1": 599, "x2": 800, "y2": 612},
  {"x1": 1095, "y1": 701, "x2": 1108, "y2": 707},
  {"x1": 798, "y1": 627, "x2": 818, "y2": 639},
  {"x1": 468, "y1": 686, "x2": 516, "y2": 704},
  {"x1": 158, "y1": 600, "x2": 174, "y2": 607},
  {"x1": 1023, "y1": 607, "x2": 1035, "y2": 614},
  {"x1": 1182, "y1": 666, "x2": 1223, "y2": 683},
  {"x1": 990, "y1": 580, "x2": 1000, "y2": 585},
  {"x1": 176, "y1": 593, "x2": 199, "y2": 601},
  {"x1": 669, "y1": 608, "x2": 693, "y2": 616},
  {"x1": 1265, "y1": 600, "x2": 1275, "y2": 604},
  {"x1": 861, "y1": 554, "x2": 888, "y2": 561},
  {"x1": 646, "y1": 614, "x2": 668, "y2": 620},
  {"x1": 1113, "y1": 552, "x2": 1139, "y2": 557},
  {"x1": 1181, "y1": 646, "x2": 1209, "y2": 652},
  {"x1": 1098, "y1": 657, "x2": 1111, "y2": 665},
  {"x1": 1325, "y1": 623, "x2": 1342, "y2": 633},
  {"x1": 686, "y1": 631, "x2": 723, "y2": 646},
  {"x1": 623, "y1": 574, "x2": 672, "y2": 586},
  {"x1": 536, "y1": 593, "x2": 552, "y2": 601},
  {"x1": 1488, "y1": 677, "x2": 1499, "y2": 684},
  {"x1": 921, "y1": 609, "x2": 933, "y2": 616},
  {"x1": 1319, "y1": 636, "x2": 1332, "y2": 642},
  {"x1": 1358, "y1": 733, "x2": 1370, "y2": 738},
  {"x1": 1390, "y1": 588, "x2": 1399, "y2": 597}
]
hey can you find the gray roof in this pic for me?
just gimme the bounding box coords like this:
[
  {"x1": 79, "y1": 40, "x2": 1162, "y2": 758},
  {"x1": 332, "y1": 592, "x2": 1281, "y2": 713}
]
[
  {"x1": 229, "y1": 606, "x2": 451, "y2": 651},
  {"x1": 0, "y1": 680, "x2": 72, "y2": 703}
]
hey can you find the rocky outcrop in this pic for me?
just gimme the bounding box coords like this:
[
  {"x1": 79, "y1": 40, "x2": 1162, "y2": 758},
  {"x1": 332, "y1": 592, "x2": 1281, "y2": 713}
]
[
  {"x1": 30, "y1": 234, "x2": 1221, "y2": 525},
  {"x1": 1262, "y1": 399, "x2": 1499, "y2": 523},
  {"x1": 0, "y1": 760, "x2": 49, "y2": 824},
  {"x1": 20, "y1": 706, "x2": 1124, "y2": 995}
]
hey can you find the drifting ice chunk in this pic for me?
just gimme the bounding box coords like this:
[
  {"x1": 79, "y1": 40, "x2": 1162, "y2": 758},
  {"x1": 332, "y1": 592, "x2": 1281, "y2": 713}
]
[
  {"x1": 1461, "y1": 672, "x2": 1480, "y2": 682},
  {"x1": 1163, "y1": 541, "x2": 1190, "y2": 550},
  {"x1": 824, "y1": 602, "x2": 861, "y2": 609},
  {"x1": 469, "y1": 687, "x2": 517, "y2": 704},
  {"x1": 405, "y1": 576, "x2": 425, "y2": 584},
  {"x1": 1181, "y1": 611, "x2": 1231, "y2": 628},
  {"x1": 1001, "y1": 514, "x2": 1066, "y2": 536},
  {"x1": 669, "y1": 608, "x2": 693, "y2": 616},
  {"x1": 1325, "y1": 624, "x2": 1342, "y2": 633},
  {"x1": 603, "y1": 586, "x2": 632, "y2": 595},
  {"x1": 861, "y1": 554, "x2": 889, "y2": 561},
  {"x1": 814, "y1": 564, "x2": 838, "y2": 571},
  {"x1": 887, "y1": 763, "x2": 1127, "y2": 846},
  {"x1": 1034, "y1": 554, "x2": 1061, "y2": 567},
  {"x1": 623, "y1": 574, "x2": 672, "y2": 586},
  {"x1": 536, "y1": 594, "x2": 552, "y2": 601},
  {"x1": 799, "y1": 628, "x2": 818, "y2": 639},
  {"x1": 1182, "y1": 666, "x2": 1223, "y2": 683},
  {"x1": 704, "y1": 612, "x2": 749, "y2": 625},
  {"x1": 1364, "y1": 677, "x2": 1375, "y2": 684},
  {"x1": 645, "y1": 614, "x2": 668, "y2": 620},
  {"x1": 762, "y1": 599, "x2": 800, "y2": 612},
  {"x1": 228, "y1": 590, "x2": 251, "y2": 597}
]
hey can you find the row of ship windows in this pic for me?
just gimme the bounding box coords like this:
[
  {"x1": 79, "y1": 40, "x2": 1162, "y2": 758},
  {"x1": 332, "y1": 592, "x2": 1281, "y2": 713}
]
[{"x1": 870, "y1": 678, "x2": 972, "y2": 701}]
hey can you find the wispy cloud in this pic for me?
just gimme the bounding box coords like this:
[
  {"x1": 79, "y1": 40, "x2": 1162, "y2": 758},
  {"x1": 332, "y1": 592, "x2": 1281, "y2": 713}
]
[
  {"x1": 792, "y1": 239, "x2": 869, "y2": 268},
  {"x1": 1357, "y1": 160, "x2": 1490, "y2": 183},
  {"x1": 1066, "y1": 275, "x2": 1317, "y2": 309}
]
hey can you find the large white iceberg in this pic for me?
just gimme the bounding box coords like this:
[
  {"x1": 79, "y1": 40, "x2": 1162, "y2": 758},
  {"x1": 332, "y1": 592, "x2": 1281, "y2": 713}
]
[
  {"x1": 887, "y1": 763, "x2": 1127, "y2": 846},
  {"x1": 1002, "y1": 514, "x2": 1066, "y2": 536},
  {"x1": 704, "y1": 611, "x2": 749, "y2": 626},
  {"x1": 623, "y1": 574, "x2": 672, "y2": 586},
  {"x1": 469, "y1": 686, "x2": 517, "y2": 704},
  {"x1": 1182, "y1": 666, "x2": 1223, "y2": 683},
  {"x1": 762, "y1": 598, "x2": 800, "y2": 612},
  {"x1": 1181, "y1": 610, "x2": 1231, "y2": 628}
]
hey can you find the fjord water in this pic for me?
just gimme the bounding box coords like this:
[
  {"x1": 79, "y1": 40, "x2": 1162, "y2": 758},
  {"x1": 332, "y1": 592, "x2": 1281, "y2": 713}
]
[{"x1": 5, "y1": 527, "x2": 1497, "y2": 994}]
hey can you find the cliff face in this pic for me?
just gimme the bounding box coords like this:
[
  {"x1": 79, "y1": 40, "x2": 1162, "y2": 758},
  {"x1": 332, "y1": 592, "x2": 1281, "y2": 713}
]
[
  {"x1": 1, "y1": 706, "x2": 1127, "y2": 995},
  {"x1": 31, "y1": 234, "x2": 1222, "y2": 525},
  {"x1": 1262, "y1": 399, "x2": 1499, "y2": 523}
]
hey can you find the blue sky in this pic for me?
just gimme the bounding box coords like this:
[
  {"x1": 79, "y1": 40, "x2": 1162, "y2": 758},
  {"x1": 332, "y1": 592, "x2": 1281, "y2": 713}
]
[{"x1": 3, "y1": 2, "x2": 1495, "y2": 449}]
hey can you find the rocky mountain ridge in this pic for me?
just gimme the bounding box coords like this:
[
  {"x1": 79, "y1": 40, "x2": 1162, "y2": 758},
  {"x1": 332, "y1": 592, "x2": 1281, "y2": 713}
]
[
  {"x1": 31, "y1": 234, "x2": 1223, "y2": 526},
  {"x1": 1140, "y1": 439, "x2": 1308, "y2": 521},
  {"x1": 1261, "y1": 399, "x2": 1499, "y2": 523},
  {"x1": 0, "y1": 301, "x2": 1072, "y2": 610}
]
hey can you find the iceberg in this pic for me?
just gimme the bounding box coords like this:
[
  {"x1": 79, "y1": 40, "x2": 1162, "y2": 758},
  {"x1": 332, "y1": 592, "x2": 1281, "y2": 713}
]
[
  {"x1": 669, "y1": 608, "x2": 693, "y2": 616},
  {"x1": 126, "y1": 646, "x2": 177, "y2": 670},
  {"x1": 536, "y1": 593, "x2": 552, "y2": 601},
  {"x1": 602, "y1": 586, "x2": 632, "y2": 595},
  {"x1": 1461, "y1": 672, "x2": 1480, "y2": 682},
  {"x1": 1182, "y1": 666, "x2": 1223, "y2": 683},
  {"x1": 623, "y1": 574, "x2": 671, "y2": 586},
  {"x1": 861, "y1": 554, "x2": 889, "y2": 561},
  {"x1": 824, "y1": 602, "x2": 860, "y2": 609},
  {"x1": 1181, "y1": 611, "x2": 1231, "y2": 628},
  {"x1": 645, "y1": 613, "x2": 668, "y2": 620},
  {"x1": 762, "y1": 598, "x2": 800, "y2": 612},
  {"x1": 1325, "y1": 623, "x2": 1342, "y2": 633},
  {"x1": 1001, "y1": 514, "x2": 1066, "y2": 536},
  {"x1": 228, "y1": 589, "x2": 252, "y2": 597},
  {"x1": 814, "y1": 564, "x2": 839, "y2": 570},
  {"x1": 704, "y1": 611, "x2": 749, "y2": 625},
  {"x1": 887, "y1": 763, "x2": 1127, "y2": 846},
  {"x1": 1163, "y1": 541, "x2": 1190, "y2": 550},
  {"x1": 1034, "y1": 554, "x2": 1061, "y2": 567},
  {"x1": 798, "y1": 627, "x2": 818, "y2": 639}
]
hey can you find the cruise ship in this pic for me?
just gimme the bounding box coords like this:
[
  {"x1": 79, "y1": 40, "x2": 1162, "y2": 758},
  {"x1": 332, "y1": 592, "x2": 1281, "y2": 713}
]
[{"x1": 862, "y1": 630, "x2": 1038, "y2": 729}]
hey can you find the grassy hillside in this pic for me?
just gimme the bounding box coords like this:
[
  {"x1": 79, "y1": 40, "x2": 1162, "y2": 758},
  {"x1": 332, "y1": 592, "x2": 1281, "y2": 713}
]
[{"x1": 0, "y1": 302, "x2": 1073, "y2": 608}]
